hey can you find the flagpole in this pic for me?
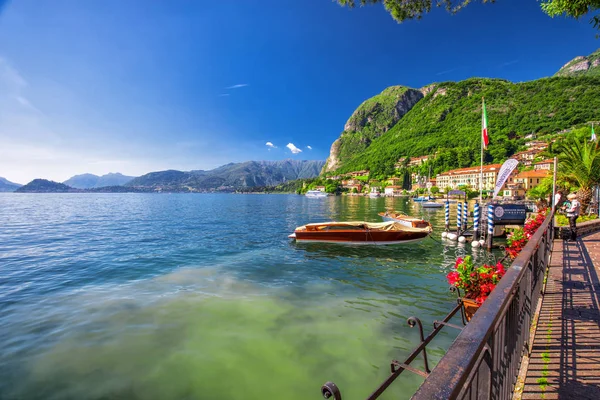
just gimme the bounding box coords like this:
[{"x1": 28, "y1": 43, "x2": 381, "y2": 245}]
[{"x1": 480, "y1": 97, "x2": 484, "y2": 203}]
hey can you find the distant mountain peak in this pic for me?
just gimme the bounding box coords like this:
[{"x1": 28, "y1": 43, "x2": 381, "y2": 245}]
[
  {"x1": 63, "y1": 172, "x2": 135, "y2": 189},
  {"x1": 0, "y1": 177, "x2": 22, "y2": 192}
]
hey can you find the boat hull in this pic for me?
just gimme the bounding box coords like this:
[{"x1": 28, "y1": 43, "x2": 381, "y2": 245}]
[{"x1": 293, "y1": 229, "x2": 430, "y2": 245}]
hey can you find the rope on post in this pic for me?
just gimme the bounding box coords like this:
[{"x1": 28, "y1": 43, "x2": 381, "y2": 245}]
[
  {"x1": 473, "y1": 202, "x2": 480, "y2": 241},
  {"x1": 487, "y1": 204, "x2": 494, "y2": 250}
]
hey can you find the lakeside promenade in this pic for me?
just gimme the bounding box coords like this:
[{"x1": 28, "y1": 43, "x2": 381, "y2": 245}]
[{"x1": 520, "y1": 232, "x2": 600, "y2": 399}]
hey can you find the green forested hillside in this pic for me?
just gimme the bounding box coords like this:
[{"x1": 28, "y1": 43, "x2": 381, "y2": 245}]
[{"x1": 328, "y1": 76, "x2": 600, "y2": 177}]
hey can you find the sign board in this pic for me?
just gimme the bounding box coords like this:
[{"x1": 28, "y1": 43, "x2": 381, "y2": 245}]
[{"x1": 491, "y1": 204, "x2": 527, "y2": 225}]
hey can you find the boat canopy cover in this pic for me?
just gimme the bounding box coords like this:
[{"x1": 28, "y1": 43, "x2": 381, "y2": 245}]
[{"x1": 296, "y1": 221, "x2": 431, "y2": 232}]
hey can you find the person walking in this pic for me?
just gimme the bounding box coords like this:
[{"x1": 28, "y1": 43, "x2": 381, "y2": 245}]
[{"x1": 565, "y1": 193, "x2": 581, "y2": 241}]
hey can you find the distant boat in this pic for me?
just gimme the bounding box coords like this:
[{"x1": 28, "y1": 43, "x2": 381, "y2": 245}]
[
  {"x1": 422, "y1": 201, "x2": 444, "y2": 209},
  {"x1": 378, "y1": 211, "x2": 431, "y2": 229},
  {"x1": 305, "y1": 190, "x2": 328, "y2": 198},
  {"x1": 288, "y1": 221, "x2": 432, "y2": 245},
  {"x1": 412, "y1": 196, "x2": 432, "y2": 202},
  {"x1": 369, "y1": 192, "x2": 381, "y2": 198}
]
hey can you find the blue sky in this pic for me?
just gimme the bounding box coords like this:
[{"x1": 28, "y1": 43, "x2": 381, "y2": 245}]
[{"x1": 0, "y1": 0, "x2": 598, "y2": 183}]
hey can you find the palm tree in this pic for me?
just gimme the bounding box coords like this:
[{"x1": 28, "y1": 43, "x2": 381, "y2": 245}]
[{"x1": 555, "y1": 136, "x2": 600, "y2": 212}]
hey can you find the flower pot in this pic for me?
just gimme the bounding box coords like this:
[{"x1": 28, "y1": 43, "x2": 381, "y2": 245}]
[{"x1": 462, "y1": 298, "x2": 480, "y2": 322}]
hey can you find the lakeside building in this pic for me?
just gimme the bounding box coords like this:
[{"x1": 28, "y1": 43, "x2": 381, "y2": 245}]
[
  {"x1": 515, "y1": 169, "x2": 551, "y2": 190},
  {"x1": 384, "y1": 185, "x2": 403, "y2": 196},
  {"x1": 341, "y1": 179, "x2": 363, "y2": 192},
  {"x1": 534, "y1": 159, "x2": 553, "y2": 171},
  {"x1": 394, "y1": 154, "x2": 433, "y2": 169},
  {"x1": 436, "y1": 164, "x2": 519, "y2": 192},
  {"x1": 314, "y1": 186, "x2": 326, "y2": 192},
  {"x1": 503, "y1": 183, "x2": 526, "y2": 200},
  {"x1": 349, "y1": 170, "x2": 369, "y2": 177}
]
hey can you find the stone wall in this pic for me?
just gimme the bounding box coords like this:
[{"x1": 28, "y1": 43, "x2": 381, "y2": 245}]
[{"x1": 554, "y1": 218, "x2": 600, "y2": 239}]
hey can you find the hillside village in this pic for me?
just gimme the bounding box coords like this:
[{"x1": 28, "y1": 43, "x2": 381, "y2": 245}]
[{"x1": 306, "y1": 135, "x2": 556, "y2": 199}]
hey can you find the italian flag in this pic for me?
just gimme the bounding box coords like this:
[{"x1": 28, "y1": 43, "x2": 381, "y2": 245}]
[{"x1": 482, "y1": 98, "x2": 489, "y2": 149}]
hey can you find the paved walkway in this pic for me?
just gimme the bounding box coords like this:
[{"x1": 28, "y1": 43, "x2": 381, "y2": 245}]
[{"x1": 522, "y1": 232, "x2": 600, "y2": 399}]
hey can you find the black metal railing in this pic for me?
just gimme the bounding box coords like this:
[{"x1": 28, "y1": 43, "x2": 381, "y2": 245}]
[
  {"x1": 321, "y1": 298, "x2": 466, "y2": 400},
  {"x1": 411, "y1": 210, "x2": 554, "y2": 400}
]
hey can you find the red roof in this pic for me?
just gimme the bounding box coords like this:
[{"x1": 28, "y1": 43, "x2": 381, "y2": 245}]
[{"x1": 516, "y1": 170, "x2": 551, "y2": 179}]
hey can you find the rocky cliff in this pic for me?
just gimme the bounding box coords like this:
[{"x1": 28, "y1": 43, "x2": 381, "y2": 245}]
[
  {"x1": 555, "y1": 48, "x2": 600, "y2": 77},
  {"x1": 322, "y1": 86, "x2": 423, "y2": 172}
]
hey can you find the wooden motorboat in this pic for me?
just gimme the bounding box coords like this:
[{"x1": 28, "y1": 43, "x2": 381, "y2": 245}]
[
  {"x1": 288, "y1": 221, "x2": 432, "y2": 245},
  {"x1": 378, "y1": 211, "x2": 431, "y2": 229}
]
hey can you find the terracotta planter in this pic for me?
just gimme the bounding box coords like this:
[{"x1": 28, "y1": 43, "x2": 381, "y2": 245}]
[{"x1": 462, "y1": 298, "x2": 481, "y2": 322}]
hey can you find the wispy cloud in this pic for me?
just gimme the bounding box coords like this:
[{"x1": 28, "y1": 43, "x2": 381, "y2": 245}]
[
  {"x1": 435, "y1": 67, "x2": 462, "y2": 76},
  {"x1": 218, "y1": 93, "x2": 230, "y2": 97},
  {"x1": 266, "y1": 141, "x2": 276, "y2": 149},
  {"x1": 306, "y1": 145, "x2": 312, "y2": 150},
  {"x1": 226, "y1": 84, "x2": 248, "y2": 89},
  {"x1": 499, "y1": 59, "x2": 519, "y2": 68},
  {"x1": 286, "y1": 143, "x2": 302, "y2": 154}
]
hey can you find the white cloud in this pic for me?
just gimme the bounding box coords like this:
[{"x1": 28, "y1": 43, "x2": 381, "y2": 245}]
[
  {"x1": 306, "y1": 145, "x2": 312, "y2": 150},
  {"x1": 266, "y1": 142, "x2": 276, "y2": 148},
  {"x1": 226, "y1": 84, "x2": 248, "y2": 89},
  {"x1": 286, "y1": 143, "x2": 302, "y2": 154}
]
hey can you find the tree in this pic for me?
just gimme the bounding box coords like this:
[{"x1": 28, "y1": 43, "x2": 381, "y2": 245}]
[
  {"x1": 430, "y1": 185, "x2": 440, "y2": 195},
  {"x1": 555, "y1": 136, "x2": 600, "y2": 211},
  {"x1": 337, "y1": 0, "x2": 600, "y2": 29}
]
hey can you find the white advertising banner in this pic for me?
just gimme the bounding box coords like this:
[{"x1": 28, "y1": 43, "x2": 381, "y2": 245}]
[{"x1": 493, "y1": 159, "x2": 519, "y2": 198}]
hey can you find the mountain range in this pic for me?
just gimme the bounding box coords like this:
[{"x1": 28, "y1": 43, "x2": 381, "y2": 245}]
[
  {"x1": 0, "y1": 177, "x2": 22, "y2": 192},
  {"x1": 126, "y1": 160, "x2": 325, "y2": 191},
  {"x1": 63, "y1": 173, "x2": 135, "y2": 189},
  {"x1": 15, "y1": 160, "x2": 325, "y2": 193},
  {"x1": 323, "y1": 48, "x2": 600, "y2": 177}
]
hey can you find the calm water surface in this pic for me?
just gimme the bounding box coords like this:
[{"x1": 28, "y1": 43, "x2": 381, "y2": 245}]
[{"x1": 0, "y1": 194, "x2": 494, "y2": 400}]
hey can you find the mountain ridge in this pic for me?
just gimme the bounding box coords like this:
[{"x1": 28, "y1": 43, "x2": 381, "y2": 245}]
[
  {"x1": 0, "y1": 177, "x2": 22, "y2": 192},
  {"x1": 16, "y1": 159, "x2": 325, "y2": 193},
  {"x1": 322, "y1": 48, "x2": 600, "y2": 177},
  {"x1": 63, "y1": 172, "x2": 136, "y2": 189}
]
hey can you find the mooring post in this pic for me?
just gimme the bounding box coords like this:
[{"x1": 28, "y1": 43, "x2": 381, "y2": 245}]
[
  {"x1": 457, "y1": 202, "x2": 462, "y2": 235},
  {"x1": 462, "y1": 201, "x2": 468, "y2": 233},
  {"x1": 444, "y1": 201, "x2": 450, "y2": 231},
  {"x1": 473, "y1": 202, "x2": 480, "y2": 241},
  {"x1": 486, "y1": 203, "x2": 494, "y2": 251}
]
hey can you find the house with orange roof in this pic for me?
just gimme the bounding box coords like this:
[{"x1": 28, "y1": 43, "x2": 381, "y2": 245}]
[{"x1": 515, "y1": 169, "x2": 551, "y2": 190}]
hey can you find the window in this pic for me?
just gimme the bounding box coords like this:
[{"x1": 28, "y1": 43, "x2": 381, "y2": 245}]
[
  {"x1": 529, "y1": 178, "x2": 532, "y2": 184},
  {"x1": 536, "y1": 179, "x2": 539, "y2": 184}
]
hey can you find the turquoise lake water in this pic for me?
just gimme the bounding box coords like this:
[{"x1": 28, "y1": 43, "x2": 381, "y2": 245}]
[{"x1": 0, "y1": 193, "x2": 497, "y2": 399}]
